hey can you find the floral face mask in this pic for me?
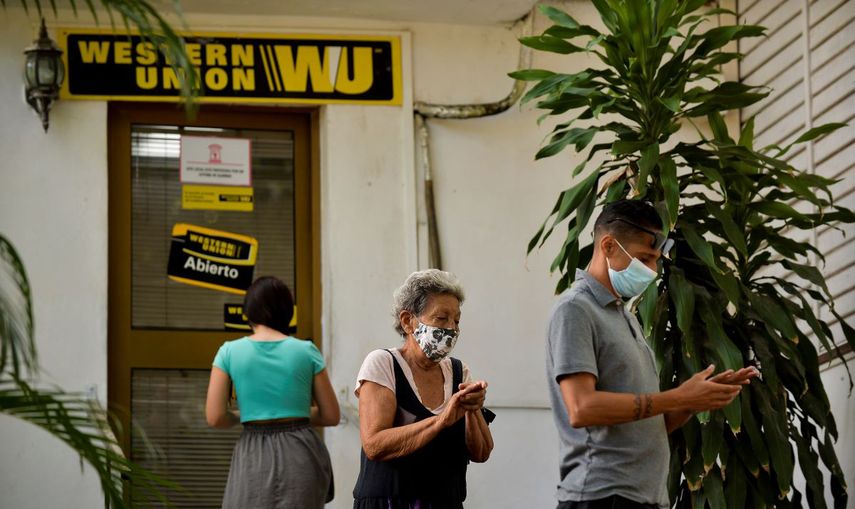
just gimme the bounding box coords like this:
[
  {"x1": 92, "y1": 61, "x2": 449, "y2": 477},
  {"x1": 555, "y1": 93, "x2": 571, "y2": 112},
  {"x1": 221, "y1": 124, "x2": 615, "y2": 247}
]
[{"x1": 413, "y1": 321, "x2": 459, "y2": 362}]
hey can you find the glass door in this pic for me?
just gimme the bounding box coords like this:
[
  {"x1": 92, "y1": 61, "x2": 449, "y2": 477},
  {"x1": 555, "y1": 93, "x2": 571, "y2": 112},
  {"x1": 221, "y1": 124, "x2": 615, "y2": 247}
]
[{"x1": 108, "y1": 103, "x2": 317, "y2": 507}]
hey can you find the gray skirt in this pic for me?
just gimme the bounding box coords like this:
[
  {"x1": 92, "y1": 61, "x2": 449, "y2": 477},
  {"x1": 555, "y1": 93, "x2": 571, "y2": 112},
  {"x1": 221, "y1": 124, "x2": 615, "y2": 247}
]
[{"x1": 223, "y1": 419, "x2": 334, "y2": 509}]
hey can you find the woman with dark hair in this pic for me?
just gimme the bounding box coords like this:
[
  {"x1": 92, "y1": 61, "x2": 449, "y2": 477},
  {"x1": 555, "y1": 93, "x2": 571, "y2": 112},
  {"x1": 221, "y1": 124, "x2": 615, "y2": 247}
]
[{"x1": 206, "y1": 276, "x2": 339, "y2": 509}]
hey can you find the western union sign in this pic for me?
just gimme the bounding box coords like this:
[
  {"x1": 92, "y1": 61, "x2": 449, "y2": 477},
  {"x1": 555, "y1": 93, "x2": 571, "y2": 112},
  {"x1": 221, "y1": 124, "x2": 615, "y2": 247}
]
[
  {"x1": 167, "y1": 223, "x2": 258, "y2": 294},
  {"x1": 58, "y1": 30, "x2": 402, "y2": 105}
]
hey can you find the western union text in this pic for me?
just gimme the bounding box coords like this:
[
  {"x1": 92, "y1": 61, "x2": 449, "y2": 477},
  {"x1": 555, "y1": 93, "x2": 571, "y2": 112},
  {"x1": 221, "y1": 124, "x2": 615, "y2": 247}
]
[{"x1": 76, "y1": 40, "x2": 374, "y2": 94}]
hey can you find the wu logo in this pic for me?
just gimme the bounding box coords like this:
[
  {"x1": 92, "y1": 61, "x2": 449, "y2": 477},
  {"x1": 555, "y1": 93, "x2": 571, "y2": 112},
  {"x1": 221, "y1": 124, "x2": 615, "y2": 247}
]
[{"x1": 259, "y1": 45, "x2": 374, "y2": 94}]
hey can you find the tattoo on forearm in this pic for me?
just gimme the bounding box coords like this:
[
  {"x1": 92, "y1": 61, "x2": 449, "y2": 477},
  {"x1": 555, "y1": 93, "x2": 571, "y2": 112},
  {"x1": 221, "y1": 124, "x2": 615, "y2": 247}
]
[
  {"x1": 633, "y1": 394, "x2": 642, "y2": 420},
  {"x1": 643, "y1": 394, "x2": 653, "y2": 418}
]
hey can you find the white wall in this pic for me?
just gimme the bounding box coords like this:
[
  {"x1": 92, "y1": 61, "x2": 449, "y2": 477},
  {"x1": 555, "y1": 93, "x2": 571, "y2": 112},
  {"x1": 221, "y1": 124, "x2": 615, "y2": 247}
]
[
  {"x1": 0, "y1": 9, "x2": 109, "y2": 508},
  {"x1": 320, "y1": 13, "x2": 573, "y2": 508},
  {"x1": 0, "y1": 6, "x2": 572, "y2": 505}
]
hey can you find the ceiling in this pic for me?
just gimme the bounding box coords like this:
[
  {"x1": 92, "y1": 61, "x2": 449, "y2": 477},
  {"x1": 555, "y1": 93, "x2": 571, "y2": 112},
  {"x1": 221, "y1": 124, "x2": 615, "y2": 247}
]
[{"x1": 176, "y1": 0, "x2": 537, "y2": 26}]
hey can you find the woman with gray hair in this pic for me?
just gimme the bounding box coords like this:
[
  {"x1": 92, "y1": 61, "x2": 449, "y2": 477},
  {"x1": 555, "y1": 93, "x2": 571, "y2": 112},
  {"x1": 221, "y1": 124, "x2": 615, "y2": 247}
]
[{"x1": 352, "y1": 269, "x2": 494, "y2": 509}]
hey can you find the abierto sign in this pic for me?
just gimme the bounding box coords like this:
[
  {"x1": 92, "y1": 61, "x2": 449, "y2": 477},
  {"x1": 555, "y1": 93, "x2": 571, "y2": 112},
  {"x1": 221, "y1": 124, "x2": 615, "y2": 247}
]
[
  {"x1": 167, "y1": 224, "x2": 258, "y2": 294},
  {"x1": 58, "y1": 29, "x2": 402, "y2": 105}
]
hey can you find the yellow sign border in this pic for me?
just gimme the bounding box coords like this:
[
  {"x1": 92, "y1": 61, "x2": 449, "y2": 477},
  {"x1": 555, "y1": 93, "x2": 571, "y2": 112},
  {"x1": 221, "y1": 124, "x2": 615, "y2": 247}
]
[
  {"x1": 57, "y1": 28, "x2": 403, "y2": 106},
  {"x1": 168, "y1": 275, "x2": 249, "y2": 295},
  {"x1": 171, "y1": 222, "x2": 259, "y2": 265},
  {"x1": 224, "y1": 304, "x2": 298, "y2": 330}
]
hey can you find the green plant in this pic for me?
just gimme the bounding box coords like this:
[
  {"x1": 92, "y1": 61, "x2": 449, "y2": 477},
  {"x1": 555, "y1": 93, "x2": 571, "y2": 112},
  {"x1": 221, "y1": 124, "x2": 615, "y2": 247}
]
[
  {"x1": 0, "y1": 235, "x2": 176, "y2": 507},
  {"x1": 7, "y1": 0, "x2": 198, "y2": 103},
  {"x1": 515, "y1": 1, "x2": 853, "y2": 507}
]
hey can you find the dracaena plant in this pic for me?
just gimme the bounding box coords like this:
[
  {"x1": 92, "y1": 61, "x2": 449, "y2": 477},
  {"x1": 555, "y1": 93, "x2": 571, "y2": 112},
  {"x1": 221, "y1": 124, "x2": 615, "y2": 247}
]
[
  {"x1": 0, "y1": 235, "x2": 177, "y2": 507},
  {"x1": 514, "y1": 1, "x2": 854, "y2": 508}
]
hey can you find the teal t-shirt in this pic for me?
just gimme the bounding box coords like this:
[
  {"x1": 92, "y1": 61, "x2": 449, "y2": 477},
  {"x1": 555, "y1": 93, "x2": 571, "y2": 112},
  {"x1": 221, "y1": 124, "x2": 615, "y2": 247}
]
[{"x1": 212, "y1": 337, "x2": 326, "y2": 423}]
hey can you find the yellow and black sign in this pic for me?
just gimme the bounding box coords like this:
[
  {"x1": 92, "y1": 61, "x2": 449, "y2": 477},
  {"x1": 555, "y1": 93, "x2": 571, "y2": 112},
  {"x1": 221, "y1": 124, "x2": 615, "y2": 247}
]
[
  {"x1": 58, "y1": 29, "x2": 402, "y2": 105},
  {"x1": 182, "y1": 185, "x2": 254, "y2": 212},
  {"x1": 167, "y1": 224, "x2": 258, "y2": 294},
  {"x1": 224, "y1": 304, "x2": 298, "y2": 332},
  {"x1": 224, "y1": 304, "x2": 252, "y2": 331}
]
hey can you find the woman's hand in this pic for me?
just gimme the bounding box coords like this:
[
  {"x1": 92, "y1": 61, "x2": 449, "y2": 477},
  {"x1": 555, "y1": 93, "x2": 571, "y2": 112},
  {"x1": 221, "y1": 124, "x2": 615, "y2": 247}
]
[
  {"x1": 437, "y1": 381, "x2": 487, "y2": 428},
  {"x1": 458, "y1": 381, "x2": 488, "y2": 413},
  {"x1": 460, "y1": 381, "x2": 493, "y2": 462},
  {"x1": 437, "y1": 383, "x2": 483, "y2": 428}
]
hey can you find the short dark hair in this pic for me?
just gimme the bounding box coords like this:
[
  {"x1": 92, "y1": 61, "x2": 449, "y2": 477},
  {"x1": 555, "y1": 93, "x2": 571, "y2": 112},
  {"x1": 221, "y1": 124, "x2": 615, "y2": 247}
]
[
  {"x1": 243, "y1": 276, "x2": 294, "y2": 334},
  {"x1": 594, "y1": 200, "x2": 663, "y2": 243}
]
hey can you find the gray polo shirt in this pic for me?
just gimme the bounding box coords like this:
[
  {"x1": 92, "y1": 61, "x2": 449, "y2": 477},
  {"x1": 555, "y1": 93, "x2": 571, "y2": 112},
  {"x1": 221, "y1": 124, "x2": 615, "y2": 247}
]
[{"x1": 545, "y1": 269, "x2": 669, "y2": 508}]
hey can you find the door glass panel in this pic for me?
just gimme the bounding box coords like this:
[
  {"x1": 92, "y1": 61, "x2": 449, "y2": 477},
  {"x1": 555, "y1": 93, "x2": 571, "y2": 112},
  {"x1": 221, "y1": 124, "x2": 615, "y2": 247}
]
[
  {"x1": 130, "y1": 125, "x2": 295, "y2": 330},
  {"x1": 131, "y1": 368, "x2": 242, "y2": 507}
]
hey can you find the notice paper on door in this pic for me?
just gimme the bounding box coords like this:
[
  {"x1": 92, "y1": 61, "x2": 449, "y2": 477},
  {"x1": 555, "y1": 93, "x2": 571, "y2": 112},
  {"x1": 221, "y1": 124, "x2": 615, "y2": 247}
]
[
  {"x1": 182, "y1": 185, "x2": 254, "y2": 212},
  {"x1": 180, "y1": 135, "x2": 251, "y2": 186}
]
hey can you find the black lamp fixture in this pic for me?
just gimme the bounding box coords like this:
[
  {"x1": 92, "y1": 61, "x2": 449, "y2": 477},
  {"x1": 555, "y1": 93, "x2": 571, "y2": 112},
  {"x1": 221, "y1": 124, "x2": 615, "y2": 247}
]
[{"x1": 24, "y1": 18, "x2": 65, "y2": 132}]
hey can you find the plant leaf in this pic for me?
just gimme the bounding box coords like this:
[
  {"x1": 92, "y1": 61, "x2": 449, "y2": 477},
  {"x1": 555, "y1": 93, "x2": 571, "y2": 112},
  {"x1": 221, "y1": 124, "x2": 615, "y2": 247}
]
[
  {"x1": 635, "y1": 143, "x2": 659, "y2": 196},
  {"x1": 536, "y1": 128, "x2": 597, "y2": 159},
  {"x1": 739, "y1": 116, "x2": 755, "y2": 149},
  {"x1": 706, "y1": 203, "x2": 747, "y2": 257},
  {"x1": 670, "y1": 270, "x2": 696, "y2": 347},
  {"x1": 780, "y1": 260, "x2": 831, "y2": 299},
  {"x1": 0, "y1": 236, "x2": 36, "y2": 377},
  {"x1": 791, "y1": 122, "x2": 846, "y2": 145},
  {"x1": 519, "y1": 35, "x2": 585, "y2": 54},
  {"x1": 681, "y1": 224, "x2": 721, "y2": 273},
  {"x1": 508, "y1": 69, "x2": 557, "y2": 81},
  {"x1": 701, "y1": 414, "x2": 724, "y2": 473}
]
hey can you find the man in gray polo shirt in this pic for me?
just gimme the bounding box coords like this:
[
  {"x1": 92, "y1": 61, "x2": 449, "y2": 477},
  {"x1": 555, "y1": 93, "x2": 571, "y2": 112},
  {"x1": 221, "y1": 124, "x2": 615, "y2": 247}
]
[{"x1": 546, "y1": 200, "x2": 757, "y2": 509}]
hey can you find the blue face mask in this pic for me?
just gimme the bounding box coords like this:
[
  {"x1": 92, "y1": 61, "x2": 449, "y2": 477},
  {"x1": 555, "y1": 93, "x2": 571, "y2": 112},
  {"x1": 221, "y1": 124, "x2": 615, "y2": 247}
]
[{"x1": 607, "y1": 240, "x2": 658, "y2": 298}]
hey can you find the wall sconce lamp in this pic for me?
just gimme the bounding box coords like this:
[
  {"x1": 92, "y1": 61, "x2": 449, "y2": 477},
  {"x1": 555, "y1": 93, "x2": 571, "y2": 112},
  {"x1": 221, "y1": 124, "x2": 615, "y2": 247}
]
[{"x1": 24, "y1": 18, "x2": 65, "y2": 132}]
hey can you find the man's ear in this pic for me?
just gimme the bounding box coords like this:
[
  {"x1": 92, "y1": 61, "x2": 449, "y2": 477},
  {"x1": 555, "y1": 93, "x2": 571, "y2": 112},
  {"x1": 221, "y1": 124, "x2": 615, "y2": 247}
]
[{"x1": 599, "y1": 233, "x2": 615, "y2": 257}]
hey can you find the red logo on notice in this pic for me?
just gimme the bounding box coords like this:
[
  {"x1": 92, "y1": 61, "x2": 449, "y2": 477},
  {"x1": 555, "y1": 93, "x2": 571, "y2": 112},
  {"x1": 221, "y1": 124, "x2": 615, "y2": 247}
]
[{"x1": 208, "y1": 144, "x2": 222, "y2": 164}]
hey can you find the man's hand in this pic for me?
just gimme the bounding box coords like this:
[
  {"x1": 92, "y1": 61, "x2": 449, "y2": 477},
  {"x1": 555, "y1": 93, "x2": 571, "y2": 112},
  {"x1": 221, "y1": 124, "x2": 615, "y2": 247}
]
[
  {"x1": 708, "y1": 366, "x2": 759, "y2": 386},
  {"x1": 676, "y1": 364, "x2": 747, "y2": 413}
]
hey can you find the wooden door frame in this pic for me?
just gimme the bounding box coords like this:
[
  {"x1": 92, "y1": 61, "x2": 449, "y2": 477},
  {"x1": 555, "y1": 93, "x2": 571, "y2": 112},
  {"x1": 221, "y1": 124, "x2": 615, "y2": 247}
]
[{"x1": 107, "y1": 102, "x2": 321, "y2": 455}]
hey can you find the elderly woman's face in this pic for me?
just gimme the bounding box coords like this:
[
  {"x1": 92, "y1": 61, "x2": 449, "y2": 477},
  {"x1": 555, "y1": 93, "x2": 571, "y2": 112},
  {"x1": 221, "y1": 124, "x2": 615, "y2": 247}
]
[{"x1": 418, "y1": 293, "x2": 461, "y2": 331}]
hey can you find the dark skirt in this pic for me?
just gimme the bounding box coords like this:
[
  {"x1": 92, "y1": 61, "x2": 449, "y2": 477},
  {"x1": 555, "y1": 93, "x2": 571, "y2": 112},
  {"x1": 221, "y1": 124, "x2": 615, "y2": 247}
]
[
  {"x1": 353, "y1": 498, "x2": 464, "y2": 509},
  {"x1": 222, "y1": 419, "x2": 334, "y2": 509}
]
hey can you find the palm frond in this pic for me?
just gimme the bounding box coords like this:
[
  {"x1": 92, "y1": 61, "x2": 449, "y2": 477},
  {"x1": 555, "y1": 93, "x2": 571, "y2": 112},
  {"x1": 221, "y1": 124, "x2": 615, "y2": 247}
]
[
  {"x1": 1, "y1": 234, "x2": 177, "y2": 507},
  {"x1": 0, "y1": 376, "x2": 180, "y2": 507},
  {"x1": 0, "y1": 236, "x2": 36, "y2": 378}
]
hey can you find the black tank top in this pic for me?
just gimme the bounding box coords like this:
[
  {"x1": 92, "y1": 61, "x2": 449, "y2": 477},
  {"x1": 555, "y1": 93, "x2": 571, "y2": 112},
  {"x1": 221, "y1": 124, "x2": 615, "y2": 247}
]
[{"x1": 352, "y1": 350, "x2": 469, "y2": 506}]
